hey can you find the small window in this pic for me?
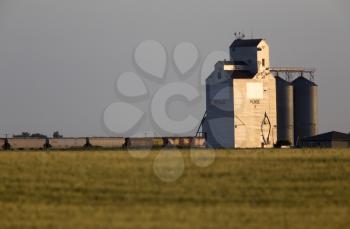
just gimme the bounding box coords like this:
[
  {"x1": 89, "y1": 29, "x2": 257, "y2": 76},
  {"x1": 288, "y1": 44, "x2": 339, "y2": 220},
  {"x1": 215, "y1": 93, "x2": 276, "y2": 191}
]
[
  {"x1": 224, "y1": 65, "x2": 234, "y2": 71},
  {"x1": 262, "y1": 59, "x2": 265, "y2": 67}
]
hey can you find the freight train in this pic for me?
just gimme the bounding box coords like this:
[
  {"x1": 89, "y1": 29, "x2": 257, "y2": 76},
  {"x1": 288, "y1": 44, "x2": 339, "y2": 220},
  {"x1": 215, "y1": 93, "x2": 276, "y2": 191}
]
[{"x1": 0, "y1": 137, "x2": 205, "y2": 150}]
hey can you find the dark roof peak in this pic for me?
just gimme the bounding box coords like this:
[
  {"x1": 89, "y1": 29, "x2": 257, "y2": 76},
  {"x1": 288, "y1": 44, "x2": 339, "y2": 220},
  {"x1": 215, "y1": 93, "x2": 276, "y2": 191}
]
[
  {"x1": 292, "y1": 76, "x2": 318, "y2": 86},
  {"x1": 230, "y1": 39, "x2": 264, "y2": 48},
  {"x1": 217, "y1": 60, "x2": 247, "y2": 66},
  {"x1": 303, "y1": 131, "x2": 350, "y2": 141},
  {"x1": 230, "y1": 70, "x2": 254, "y2": 79},
  {"x1": 276, "y1": 76, "x2": 292, "y2": 85}
]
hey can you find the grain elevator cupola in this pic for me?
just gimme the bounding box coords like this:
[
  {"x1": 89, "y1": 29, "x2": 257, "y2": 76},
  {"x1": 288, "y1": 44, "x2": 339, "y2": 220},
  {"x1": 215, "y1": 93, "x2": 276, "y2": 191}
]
[{"x1": 230, "y1": 39, "x2": 270, "y2": 75}]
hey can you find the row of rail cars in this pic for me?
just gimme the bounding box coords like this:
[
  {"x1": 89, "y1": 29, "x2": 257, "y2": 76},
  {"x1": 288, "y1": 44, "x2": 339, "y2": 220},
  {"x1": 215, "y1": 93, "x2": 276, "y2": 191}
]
[{"x1": 0, "y1": 137, "x2": 205, "y2": 150}]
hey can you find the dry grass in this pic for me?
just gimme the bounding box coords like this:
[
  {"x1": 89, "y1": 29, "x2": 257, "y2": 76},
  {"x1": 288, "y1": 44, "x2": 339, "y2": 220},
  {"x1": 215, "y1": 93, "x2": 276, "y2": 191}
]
[{"x1": 0, "y1": 148, "x2": 350, "y2": 228}]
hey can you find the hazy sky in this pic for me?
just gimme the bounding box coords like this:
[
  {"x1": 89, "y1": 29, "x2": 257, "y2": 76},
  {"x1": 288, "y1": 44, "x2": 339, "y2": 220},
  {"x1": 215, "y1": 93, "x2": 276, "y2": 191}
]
[{"x1": 0, "y1": 0, "x2": 349, "y2": 137}]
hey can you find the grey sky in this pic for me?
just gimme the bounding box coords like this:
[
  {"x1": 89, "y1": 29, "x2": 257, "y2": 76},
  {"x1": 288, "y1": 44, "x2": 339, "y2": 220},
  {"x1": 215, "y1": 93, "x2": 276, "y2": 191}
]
[{"x1": 0, "y1": 0, "x2": 349, "y2": 137}]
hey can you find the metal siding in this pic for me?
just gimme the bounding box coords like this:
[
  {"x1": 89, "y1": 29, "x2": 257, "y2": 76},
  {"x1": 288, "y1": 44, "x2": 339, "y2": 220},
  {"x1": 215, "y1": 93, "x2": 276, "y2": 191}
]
[
  {"x1": 331, "y1": 141, "x2": 349, "y2": 148},
  {"x1": 128, "y1": 138, "x2": 153, "y2": 148},
  {"x1": 205, "y1": 73, "x2": 234, "y2": 148},
  {"x1": 293, "y1": 77, "x2": 318, "y2": 145},
  {"x1": 8, "y1": 138, "x2": 46, "y2": 150},
  {"x1": 89, "y1": 137, "x2": 124, "y2": 148},
  {"x1": 276, "y1": 77, "x2": 294, "y2": 145},
  {"x1": 49, "y1": 138, "x2": 86, "y2": 149}
]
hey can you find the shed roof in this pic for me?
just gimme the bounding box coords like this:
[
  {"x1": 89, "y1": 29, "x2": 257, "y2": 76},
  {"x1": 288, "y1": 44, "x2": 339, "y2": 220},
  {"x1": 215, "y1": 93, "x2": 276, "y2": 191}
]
[
  {"x1": 217, "y1": 60, "x2": 247, "y2": 66},
  {"x1": 232, "y1": 61, "x2": 247, "y2": 65},
  {"x1": 303, "y1": 131, "x2": 350, "y2": 142},
  {"x1": 230, "y1": 70, "x2": 254, "y2": 79},
  {"x1": 292, "y1": 76, "x2": 318, "y2": 86},
  {"x1": 276, "y1": 76, "x2": 292, "y2": 85},
  {"x1": 230, "y1": 39, "x2": 263, "y2": 48}
]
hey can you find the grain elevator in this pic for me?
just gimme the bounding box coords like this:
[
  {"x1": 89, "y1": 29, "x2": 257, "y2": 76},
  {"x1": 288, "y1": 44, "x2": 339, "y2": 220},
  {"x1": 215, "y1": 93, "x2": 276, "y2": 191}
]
[{"x1": 204, "y1": 37, "x2": 318, "y2": 148}]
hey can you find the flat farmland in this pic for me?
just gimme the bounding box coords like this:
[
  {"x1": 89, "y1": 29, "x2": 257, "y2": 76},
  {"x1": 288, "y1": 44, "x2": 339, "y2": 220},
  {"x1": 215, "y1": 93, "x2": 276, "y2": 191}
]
[{"x1": 0, "y1": 149, "x2": 349, "y2": 228}]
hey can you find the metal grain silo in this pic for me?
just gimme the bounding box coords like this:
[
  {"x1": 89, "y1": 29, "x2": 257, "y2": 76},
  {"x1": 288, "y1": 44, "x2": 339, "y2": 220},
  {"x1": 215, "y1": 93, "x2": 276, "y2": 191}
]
[
  {"x1": 292, "y1": 77, "x2": 318, "y2": 146},
  {"x1": 276, "y1": 76, "x2": 294, "y2": 145}
]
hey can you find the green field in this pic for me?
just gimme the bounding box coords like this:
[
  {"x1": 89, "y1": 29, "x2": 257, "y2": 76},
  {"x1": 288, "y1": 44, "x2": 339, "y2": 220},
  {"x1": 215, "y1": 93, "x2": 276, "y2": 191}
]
[{"x1": 0, "y1": 149, "x2": 350, "y2": 229}]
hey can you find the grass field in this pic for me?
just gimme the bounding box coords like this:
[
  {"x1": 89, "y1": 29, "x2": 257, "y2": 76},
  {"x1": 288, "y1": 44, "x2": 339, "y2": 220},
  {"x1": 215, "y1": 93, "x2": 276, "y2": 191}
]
[{"x1": 0, "y1": 149, "x2": 350, "y2": 229}]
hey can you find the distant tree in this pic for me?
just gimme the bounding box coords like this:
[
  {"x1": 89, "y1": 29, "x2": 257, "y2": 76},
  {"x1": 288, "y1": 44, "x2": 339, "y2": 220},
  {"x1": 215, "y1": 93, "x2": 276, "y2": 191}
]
[
  {"x1": 13, "y1": 132, "x2": 47, "y2": 138},
  {"x1": 14, "y1": 132, "x2": 31, "y2": 138},
  {"x1": 22, "y1": 132, "x2": 31, "y2": 137},
  {"x1": 30, "y1": 133, "x2": 47, "y2": 139},
  {"x1": 53, "y1": 131, "x2": 63, "y2": 138}
]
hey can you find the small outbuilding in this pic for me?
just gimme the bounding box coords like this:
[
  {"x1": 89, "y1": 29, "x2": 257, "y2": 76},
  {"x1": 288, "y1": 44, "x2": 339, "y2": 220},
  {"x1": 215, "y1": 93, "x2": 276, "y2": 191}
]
[{"x1": 301, "y1": 131, "x2": 350, "y2": 148}]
